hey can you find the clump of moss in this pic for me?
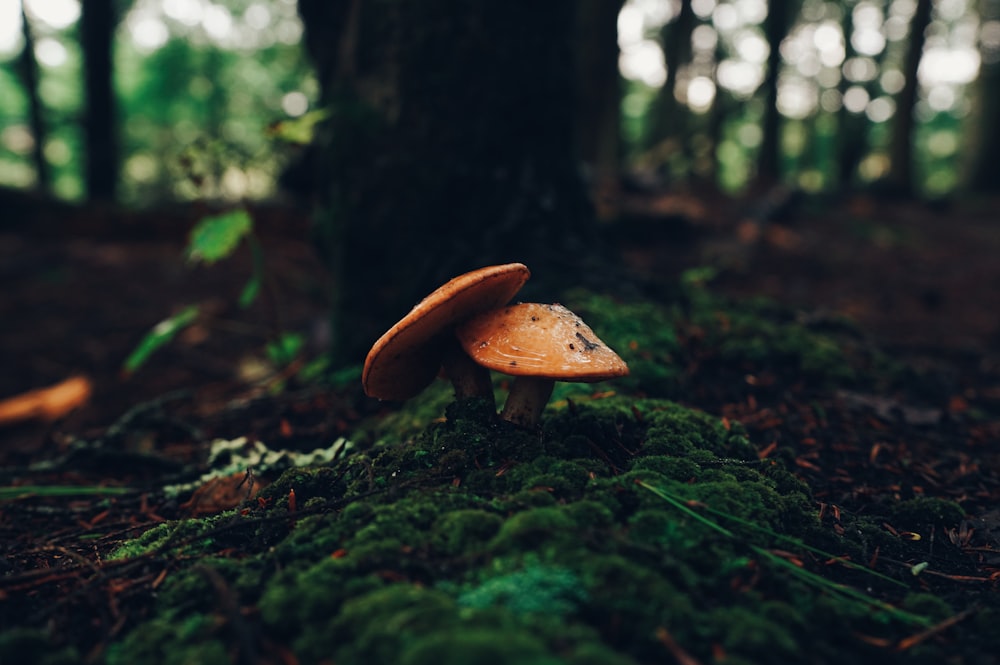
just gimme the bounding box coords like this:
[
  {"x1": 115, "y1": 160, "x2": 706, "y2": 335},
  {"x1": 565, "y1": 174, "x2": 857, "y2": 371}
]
[
  {"x1": 565, "y1": 283, "x2": 894, "y2": 401},
  {"x1": 105, "y1": 613, "x2": 228, "y2": 665},
  {"x1": 563, "y1": 291, "x2": 684, "y2": 397},
  {"x1": 455, "y1": 560, "x2": 587, "y2": 615},
  {"x1": 0, "y1": 629, "x2": 79, "y2": 665},
  {"x1": 99, "y1": 323, "x2": 950, "y2": 665},
  {"x1": 888, "y1": 496, "x2": 965, "y2": 530}
]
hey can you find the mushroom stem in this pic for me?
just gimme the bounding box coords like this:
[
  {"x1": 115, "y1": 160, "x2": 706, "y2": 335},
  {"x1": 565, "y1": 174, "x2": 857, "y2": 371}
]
[
  {"x1": 441, "y1": 339, "x2": 495, "y2": 405},
  {"x1": 500, "y1": 377, "x2": 555, "y2": 428}
]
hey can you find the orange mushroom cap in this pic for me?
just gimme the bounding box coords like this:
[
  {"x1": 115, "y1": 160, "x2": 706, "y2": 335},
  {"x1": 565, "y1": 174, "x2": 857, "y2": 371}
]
[
  {"x1": 455, "y1": 303, "x2": 629, "y2": 381},
  {"x1": 362, "y1": 263, "x2": 530, "y2": 400}
]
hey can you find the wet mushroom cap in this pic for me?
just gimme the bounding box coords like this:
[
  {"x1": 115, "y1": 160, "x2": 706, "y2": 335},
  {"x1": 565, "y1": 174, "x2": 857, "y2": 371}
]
[
  {"x1": 455, "y1": 303, "x2": 629, "y2": 381},
  {"x1": 362, "y1": 263, "x2": 530, "y2": 400}
]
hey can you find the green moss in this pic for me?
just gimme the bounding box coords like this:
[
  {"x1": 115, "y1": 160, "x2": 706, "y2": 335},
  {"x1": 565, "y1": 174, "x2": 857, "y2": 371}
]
[
  {"x1": 629, "y1": 455, "x2": 701, "y2": 481},
  {"x1": 400, "y1": 629, "x2": 559, "y2": 665},
  {"x1": 108, "y1": 513, "x2": 234, "y2": 560},
  {"x1": 430, "y1": 509, "x2": 504, "y2": 557},
  {"x1": 564, "y1": 291, "x2": 684, "y2": 397},
  {"x1": 0, "y1": 629, "x2": 80, "y2": 665},
  {"x1": 564, "y1": 286, "x2": 877, "y2": 398},
  {"x1": 901, "y1": 593, "x2": 953, "y2": 622},
  {"x1": 104, "y1": 613, "x2": 228, "y2": 665},
  {"x1": 456, "y1": 562, "x2": 586, "y2": 616},
  {"x1": 95, "y1": 286, "x2": 961, "y2": 665},
  {"x1": 327, "y1": 585, "x2": 459, "y2": 664},
  {"x1": 709, "y1": 604, "x2": 804, "y2": 661},
  {"x1": 888, "y1": 497, "x2": 966, "y2": 530},
  {"x1": 489, "y1": 506, "x2": 580, "y2": 554}
]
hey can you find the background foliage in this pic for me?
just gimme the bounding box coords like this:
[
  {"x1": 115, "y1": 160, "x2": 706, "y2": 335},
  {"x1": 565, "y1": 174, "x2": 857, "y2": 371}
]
[{"x1": 0, "y1": 0, "x2": 996, "y2": 202}]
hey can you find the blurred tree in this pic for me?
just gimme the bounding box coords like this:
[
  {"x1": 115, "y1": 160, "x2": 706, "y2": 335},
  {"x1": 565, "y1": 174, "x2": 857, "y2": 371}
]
[
  {"x1": 297, "y1": 0, "x2": 598, "y2": 362},
  {"x1": 17, "y1": 5, "x2": 49, "y2": 192},
  {"x1": 80, "y1": 0, "x2": 119, "y2": 201},
  {"x1": 886, "y1": 0, "x2": 932, "y2": 195},
  {"x1": 965, "y1": 0, "x2": 1000, "y2": 192},
  {"x1": 650, "y1": 0, "x2": 696, "y2": 176},
  {"x1": 574, "y1": 0, "x2": 624, "y2": 209},
  {"x1": 758, "y1": 0, "x2": 797, "y2": 185},
  {"x1": 836, "y1": 0, "x2": 867, "y2": 188}
]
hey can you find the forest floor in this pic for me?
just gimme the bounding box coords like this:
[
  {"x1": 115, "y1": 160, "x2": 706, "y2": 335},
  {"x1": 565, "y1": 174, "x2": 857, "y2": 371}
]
[{"x1": 1, "y1": 188, "x2": 999, "y2": 664}]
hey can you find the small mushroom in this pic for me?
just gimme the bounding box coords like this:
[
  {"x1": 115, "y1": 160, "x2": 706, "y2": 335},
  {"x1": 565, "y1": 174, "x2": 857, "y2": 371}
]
[
  {"x1": 455, "y1": 303, "x2": 629, "y2": 427},
  {"x1": 362, "y1": 263, "x2": 530, "y2": 404}
]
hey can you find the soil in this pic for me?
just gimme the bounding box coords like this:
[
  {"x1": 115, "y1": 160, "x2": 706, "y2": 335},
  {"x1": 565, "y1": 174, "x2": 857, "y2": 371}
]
[{"x1": 1, "y1": 187, "x2": 999, "y2": 663}]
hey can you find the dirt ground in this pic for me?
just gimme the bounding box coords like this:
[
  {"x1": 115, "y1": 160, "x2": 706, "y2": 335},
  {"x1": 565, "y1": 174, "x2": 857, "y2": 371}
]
[{"x1": 1, "y1": 188, "x2": 999, "y2": 662}]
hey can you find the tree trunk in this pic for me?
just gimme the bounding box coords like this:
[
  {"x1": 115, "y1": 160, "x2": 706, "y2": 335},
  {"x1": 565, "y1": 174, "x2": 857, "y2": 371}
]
[
  {"x1": 649, "y1": 0, "x2": 696, "y2": 174},
  {"x1": 886, "y1": 0, "x2": 932, "y2": 196},
  {"x1": 297, "y1": 0, "x2": 597, "y2": 362},
  {"x1": 836, "y1": 0, "x2": 863, "y2": 187},
  {"x1": 18, "y1": 6, "x2": 49, "y2": 192},
  {"x1": 964, "y1": 0, "x2": 1000, "y2": 193},
  {"x1": 574, "y1": 0, "x2": 624, "y2": 213},
  {"x1": 758, "y1": 0, "x2": 794, "y2": 185},
  {"x1": 80, "y1": 0, "x2": 118, "y2": 201}
]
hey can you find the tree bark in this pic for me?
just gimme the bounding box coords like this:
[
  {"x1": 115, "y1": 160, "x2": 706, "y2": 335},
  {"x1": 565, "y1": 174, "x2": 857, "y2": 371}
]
[
  {"x1": 80, "y1": 0, "x2": 118, "y2": 201},
  {"x1": 297, "y1": 0, "x2": 597, "y2": 361},
  {"x1": 575, "y1": 0, "x2": 624, "y2": 205},
  {"x1": 963, "y1": 0, "x2": 1000, "y2": 193}
]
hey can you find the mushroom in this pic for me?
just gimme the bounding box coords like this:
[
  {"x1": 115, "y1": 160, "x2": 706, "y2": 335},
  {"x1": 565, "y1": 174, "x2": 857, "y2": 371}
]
[
  {"x1": 455, "y1": 303, "x2": 629, "y2": 427},
  {"x1": 362, "y1": 263, "x2": 530, "y2": 404}
]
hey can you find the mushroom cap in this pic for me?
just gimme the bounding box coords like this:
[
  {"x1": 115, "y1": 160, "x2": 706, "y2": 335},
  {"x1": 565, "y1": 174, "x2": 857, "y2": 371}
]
[
  {"x1": 455, "y1": 303, "x2": 629, "y2": 381},
  {"x1": 362, "y1": 263, "x2": 530, "y2": 400}
]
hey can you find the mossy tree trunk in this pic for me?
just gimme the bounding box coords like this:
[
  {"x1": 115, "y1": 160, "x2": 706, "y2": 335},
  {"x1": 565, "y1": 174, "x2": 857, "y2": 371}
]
[{"x1": 298, "y1": 0, "x2": 597, "y2": 362}]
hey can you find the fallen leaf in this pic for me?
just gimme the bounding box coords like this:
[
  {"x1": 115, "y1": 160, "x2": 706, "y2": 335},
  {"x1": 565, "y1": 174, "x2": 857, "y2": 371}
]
[{"x1": 0, "y1": 376, "x2": 92, "y2": 427}]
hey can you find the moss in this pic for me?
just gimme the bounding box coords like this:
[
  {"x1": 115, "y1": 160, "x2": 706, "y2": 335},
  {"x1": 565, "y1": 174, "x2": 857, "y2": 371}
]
[
  {"x1": 901, "y1": 593, "x2": 953, "y2": 622},
  {"x1": 327, "y1": 585, "x2": 459, "y2": 664},
  {"x1": 102, "y1": 376, "x2": 944, "y2": 665},
  {"x1": 629, "y1": 455, "x2": 702, "y2": 481},
  {"x1": 489, "y1": 506, "x2": 580, "y2": 554},
  {"x1": 563, "y1": 642, "x2": 639, "y2": 665},
  {"x1": 0, "y1": 629, "x2": 79, "y2": 665},
  {"x1": 456, "y1": 562, "x2": 587, "y2": 616},
  {"x1": 564, "y1": 291, "x2": 684, "y2": 397},
  {"x1": 888, "y1": 497, "x2": 966, "y2": 530},
  {"x1": 108, "y1": 512, "x2": 239, "y2": 560},
  {"x1": 104, "y1": 613, "x2": 228, "y2": 665},
  {"x1": 430, "y1": 509, "x2": 504, "y2": 557},
  {"x1": 399, "y1": 629, "x2": 559, "y2": 665},
  {"x1": 708, "y1": 604, "x2": 804, "y2": 662}
]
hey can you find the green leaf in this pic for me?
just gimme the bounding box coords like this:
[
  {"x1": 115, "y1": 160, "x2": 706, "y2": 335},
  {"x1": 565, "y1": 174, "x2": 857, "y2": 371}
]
[
  {"x1": 239, "y1": 235, "x2": 265, "y2": 309},
  {"x1": 239, "y1": 273, "x2": 261, "y2": 308},
  {"x1": 297, "y1": 354, "x2": 331, "y2": 382},
  {"x1": 186, "y1": 209, "x2": 253, "y2": 265},
  {"x1": 266, "y1": 333, "x2": 304, "y2": 366},
  {"x1": 123, "y1": 305, "x2": 200, "y2": 375},
  {"x1": 266, "y1": 108, "x2": 331, "y2": 145}
]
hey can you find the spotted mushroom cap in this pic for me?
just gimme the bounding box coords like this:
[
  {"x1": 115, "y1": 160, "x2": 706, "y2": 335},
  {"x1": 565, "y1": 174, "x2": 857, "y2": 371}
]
[
  {"x1": 362, "y1": 263, "x2": 530, "y2": 400},
  {"x1": 455, "y1": 303, "x2": 629, "y2": 381}
]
